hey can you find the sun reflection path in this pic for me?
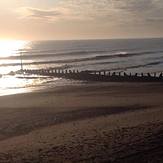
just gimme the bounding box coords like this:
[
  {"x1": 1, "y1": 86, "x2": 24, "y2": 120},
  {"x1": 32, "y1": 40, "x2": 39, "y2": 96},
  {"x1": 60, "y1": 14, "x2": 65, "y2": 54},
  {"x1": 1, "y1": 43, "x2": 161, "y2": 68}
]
[
  {"x1": 0, "y1": 40, "x2": 37, "y2": 95},
  {"x1": 0, "y1": 40, "x2": 27, "y2": 57},
  {"x1": 0, "y1": 40, "x2": 28, "y2": 74},
  {"x1": 0, "y1": 40, "x2": 66, "y2": 96}
]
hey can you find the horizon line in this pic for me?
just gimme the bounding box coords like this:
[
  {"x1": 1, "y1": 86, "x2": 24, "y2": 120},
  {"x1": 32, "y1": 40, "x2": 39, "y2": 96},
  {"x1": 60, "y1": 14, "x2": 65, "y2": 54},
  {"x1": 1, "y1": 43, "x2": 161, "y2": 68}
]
[
  {"x1": 26, "y1": 36, "x2": 163, "y2": 42},
  {"x1": 1, "y1": 37, "x2": 163, "y2": 42}
]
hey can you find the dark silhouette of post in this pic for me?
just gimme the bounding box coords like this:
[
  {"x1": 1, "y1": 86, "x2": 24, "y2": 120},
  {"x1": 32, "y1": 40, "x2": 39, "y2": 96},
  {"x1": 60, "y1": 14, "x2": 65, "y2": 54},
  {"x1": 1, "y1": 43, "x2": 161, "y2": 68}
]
[
  {"x1": 159, "y1": 73, "x2": 163, "y2": 78},
  {"x1": 154, "y1": 72, "x2": 157, "y2": 77},
  {"x1": 21, "y1": 68, "x2": 163, "y2": 83},
  {"x1": 112, "y1": 72, "x2": 116, "y2": 76},
  {"x1": 124, "y1": 72, "x2": 128, "y2": 76},
  {"x1": 147, "y1": 73, "x2": 151, "y2": 77}
]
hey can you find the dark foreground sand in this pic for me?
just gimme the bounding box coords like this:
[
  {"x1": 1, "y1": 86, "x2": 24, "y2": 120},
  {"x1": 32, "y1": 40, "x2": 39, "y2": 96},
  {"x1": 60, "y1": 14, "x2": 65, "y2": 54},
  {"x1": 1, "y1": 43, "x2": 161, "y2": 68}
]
[{"x1": 0, "y1": 82, "x2": 163, "y2": 163}]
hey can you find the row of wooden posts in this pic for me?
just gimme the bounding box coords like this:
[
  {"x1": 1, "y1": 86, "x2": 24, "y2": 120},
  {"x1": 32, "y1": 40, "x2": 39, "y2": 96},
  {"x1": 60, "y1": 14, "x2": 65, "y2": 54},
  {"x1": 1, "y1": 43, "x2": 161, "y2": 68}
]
[{"x1": 22, "y1": 69, "x2": 163, "y2": 78}]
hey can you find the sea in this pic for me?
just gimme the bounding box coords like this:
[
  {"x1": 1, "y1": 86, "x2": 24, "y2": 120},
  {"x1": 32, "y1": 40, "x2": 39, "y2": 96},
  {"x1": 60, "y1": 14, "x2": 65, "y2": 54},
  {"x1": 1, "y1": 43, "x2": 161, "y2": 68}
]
[{"x1": 0, "y1": 38, "x2": 163, "y2": 96}]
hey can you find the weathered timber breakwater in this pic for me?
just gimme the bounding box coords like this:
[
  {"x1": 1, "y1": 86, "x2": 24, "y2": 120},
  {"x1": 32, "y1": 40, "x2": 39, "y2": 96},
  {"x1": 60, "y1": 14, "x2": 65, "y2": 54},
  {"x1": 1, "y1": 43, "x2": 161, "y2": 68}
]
[{"x1": 21, "y1": 68, "x2": 163, "y2": 82}]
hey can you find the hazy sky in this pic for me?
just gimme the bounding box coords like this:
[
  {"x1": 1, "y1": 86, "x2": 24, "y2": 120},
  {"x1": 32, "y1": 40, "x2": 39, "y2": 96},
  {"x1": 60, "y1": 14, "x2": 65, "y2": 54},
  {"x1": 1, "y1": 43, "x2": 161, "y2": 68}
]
[{"x1": 0, "y1": 0, "x2": 163, "y2": 40}]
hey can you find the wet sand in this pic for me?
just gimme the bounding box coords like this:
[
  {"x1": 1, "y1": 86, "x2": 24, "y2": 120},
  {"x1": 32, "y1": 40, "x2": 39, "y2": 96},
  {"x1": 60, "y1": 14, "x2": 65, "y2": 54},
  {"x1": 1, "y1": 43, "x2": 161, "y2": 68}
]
[{"x1": 0, "y1": 82, "x2": 163, "y2": 162}]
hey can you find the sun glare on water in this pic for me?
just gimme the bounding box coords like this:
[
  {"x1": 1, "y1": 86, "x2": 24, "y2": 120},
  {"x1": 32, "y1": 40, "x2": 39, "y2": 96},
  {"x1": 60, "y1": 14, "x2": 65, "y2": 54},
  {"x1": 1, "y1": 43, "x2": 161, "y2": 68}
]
[
  {"x1": 0, "y1": 40, "x2": 32, "y2": 95},
  {"x1": 0, "y1": 40, "x2": 28, "y2": 74},
  {"x1": 0, "y1": 40, "x2": 27, "y2": 57}
]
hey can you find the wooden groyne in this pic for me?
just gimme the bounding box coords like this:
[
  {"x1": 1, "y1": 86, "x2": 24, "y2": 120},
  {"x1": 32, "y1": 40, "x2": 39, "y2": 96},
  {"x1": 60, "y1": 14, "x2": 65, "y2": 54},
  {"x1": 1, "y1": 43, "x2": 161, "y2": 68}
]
[{"x1": 21, "y1": 68, "x2": 163, "y2": 82}]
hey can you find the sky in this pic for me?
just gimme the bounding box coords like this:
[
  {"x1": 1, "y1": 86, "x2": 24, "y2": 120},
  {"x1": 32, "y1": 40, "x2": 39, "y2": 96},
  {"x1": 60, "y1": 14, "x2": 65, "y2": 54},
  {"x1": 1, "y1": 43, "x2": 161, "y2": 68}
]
[{"x1": 0, "y1": 0, "x2": 163, "y2": 40}]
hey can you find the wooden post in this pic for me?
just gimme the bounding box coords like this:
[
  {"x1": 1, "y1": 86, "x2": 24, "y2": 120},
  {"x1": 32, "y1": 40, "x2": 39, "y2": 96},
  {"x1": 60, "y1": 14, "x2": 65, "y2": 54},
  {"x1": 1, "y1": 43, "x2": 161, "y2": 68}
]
[
  {"x1": 108, "y1": 72, "x2": 111, "y2": 76},
  {"x1": 124, "y1": 72, "x2": 127, "y2": 76},
  {"x1": 112, "y1": 72, "x2": 116, "y2": 76},
  {"x1": 147, "y1": 73, "x2": 151, "y2": 77},
  {"x1": 154, "y1": 72, "x2": 156, "y2": 77},
  {"x1": 159, "y1": 73, "x2": 162, "y2": 78}
]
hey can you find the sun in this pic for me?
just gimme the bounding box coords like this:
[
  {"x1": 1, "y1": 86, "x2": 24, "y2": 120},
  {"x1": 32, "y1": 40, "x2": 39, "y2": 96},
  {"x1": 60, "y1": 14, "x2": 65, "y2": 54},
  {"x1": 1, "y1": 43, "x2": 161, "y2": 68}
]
[{"x1": 0, "y1": 40, "x2": 27, "y2": 58}]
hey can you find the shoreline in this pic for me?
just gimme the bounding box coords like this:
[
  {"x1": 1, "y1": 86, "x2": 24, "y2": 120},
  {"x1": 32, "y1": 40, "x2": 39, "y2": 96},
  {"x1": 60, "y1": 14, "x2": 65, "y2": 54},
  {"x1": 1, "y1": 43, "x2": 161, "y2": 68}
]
[{"x1": 0, "y1": 82, "x2": 163, "y2": 162}]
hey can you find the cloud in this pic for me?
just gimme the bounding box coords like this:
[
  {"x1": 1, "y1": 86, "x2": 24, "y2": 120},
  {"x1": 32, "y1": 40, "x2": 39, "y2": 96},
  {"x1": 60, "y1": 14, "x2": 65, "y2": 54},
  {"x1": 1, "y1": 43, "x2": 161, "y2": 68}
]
[
  {"x1": 17, "y1": 0, "x2": 163, "y2": 25},
  {"x1": 17, "y1": 7, "x2": 70, "y2": 21},
  {"x1": 55, "y1": 0, "x2": 163, "y2": 25},
  {"x1": 146, "y1": 17, "x2": 163, "y2": 22},
  {"x1": 26, "y1": 8, "x2": 62, "y2": 19},
  {"x1": 112, "y1": 0, "x2": 154, "y2": 11}
]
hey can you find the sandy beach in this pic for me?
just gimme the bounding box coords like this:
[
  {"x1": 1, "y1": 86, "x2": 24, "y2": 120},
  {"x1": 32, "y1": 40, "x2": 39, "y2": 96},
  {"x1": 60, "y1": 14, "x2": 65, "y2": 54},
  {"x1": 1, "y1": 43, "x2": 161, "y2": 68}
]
[{"x1": 0, "y1": 82, "x2": 163, "y2": 162}]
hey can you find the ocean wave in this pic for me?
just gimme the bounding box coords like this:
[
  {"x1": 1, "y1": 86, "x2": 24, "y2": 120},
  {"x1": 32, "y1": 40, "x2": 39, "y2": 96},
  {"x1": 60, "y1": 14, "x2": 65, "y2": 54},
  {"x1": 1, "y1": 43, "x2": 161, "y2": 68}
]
[
  {"x1": 99, "y1": 61, "x2": 163, "y2": 72},
  {"x1": 1, "y1": 49, "x2": 163, "y2": 61},
  {"x1": 0, "y1": 50, "x2": 109, "y2": 60},
  {"x1": 17, "y1": 47, "x2": 132, "y2": 55},
  {"x1": 0, "y1": 56, "x2": 123, "y2": 66},
  {"x1": 1, "y1": 58, "x2": 163, "y2": 73},
  {"x1": 0, "y1": 62, "x2": 73, "y2": 70}
]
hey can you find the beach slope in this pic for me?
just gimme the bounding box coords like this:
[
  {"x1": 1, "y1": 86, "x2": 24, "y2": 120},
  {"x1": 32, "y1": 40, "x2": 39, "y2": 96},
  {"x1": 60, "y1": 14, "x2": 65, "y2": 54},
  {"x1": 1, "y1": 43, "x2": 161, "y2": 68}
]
[{"x1": 0, "y1": 83, "x2": 163, "y2": 162}]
